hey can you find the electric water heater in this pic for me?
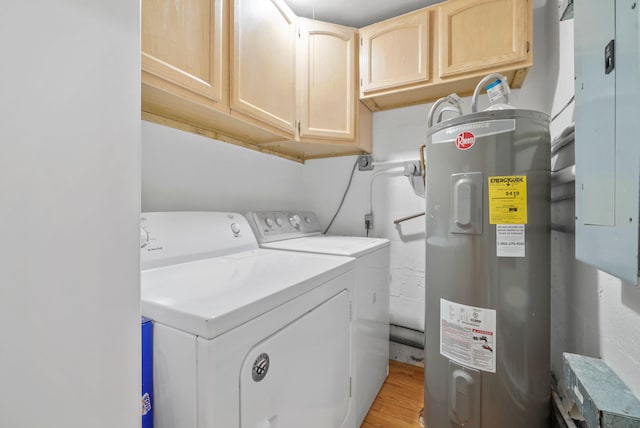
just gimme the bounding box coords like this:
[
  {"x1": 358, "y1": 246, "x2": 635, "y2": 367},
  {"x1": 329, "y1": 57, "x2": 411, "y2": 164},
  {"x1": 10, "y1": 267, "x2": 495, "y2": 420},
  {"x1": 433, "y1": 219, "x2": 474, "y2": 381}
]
[{"x1": 424, "y1": 104, "x2": 551, "y2": 427}]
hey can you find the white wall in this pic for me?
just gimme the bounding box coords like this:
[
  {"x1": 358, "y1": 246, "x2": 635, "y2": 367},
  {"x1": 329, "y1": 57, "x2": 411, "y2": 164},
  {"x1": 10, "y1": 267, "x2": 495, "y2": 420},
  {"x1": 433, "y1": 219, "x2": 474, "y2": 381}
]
[
  {"x1": 0, "y1": 2, "x2": 140, "y2": 428},
  {"x1": 142, "y1": 121, "x2": 305, "y2": 213}
]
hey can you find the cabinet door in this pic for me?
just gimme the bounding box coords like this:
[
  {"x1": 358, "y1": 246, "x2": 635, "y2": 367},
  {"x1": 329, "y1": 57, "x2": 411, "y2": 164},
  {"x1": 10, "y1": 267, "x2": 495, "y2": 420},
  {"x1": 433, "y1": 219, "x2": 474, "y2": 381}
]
[
  {"x1": 232, "y1": 0, "x2": 296, "y2": 135},
  {"x1": 438, "y1": 0, "x2": 528, "y2": 78},
  {"x1": 298, "y1": 19, "x2": 357, "y2": 141},
  {"x1": 142, "y1": 0, "x2": 227, "y2": 104},
  {"x1": 359, "y1": 10, "x2": 430, "y2": 94}
]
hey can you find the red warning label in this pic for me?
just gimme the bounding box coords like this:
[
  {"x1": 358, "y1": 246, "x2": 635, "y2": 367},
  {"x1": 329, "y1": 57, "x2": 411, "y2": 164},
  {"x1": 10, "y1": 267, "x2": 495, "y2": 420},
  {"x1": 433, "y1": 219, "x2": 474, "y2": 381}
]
[{"x1": 455, "y1": 131, "x2": 475, "y2": 150}]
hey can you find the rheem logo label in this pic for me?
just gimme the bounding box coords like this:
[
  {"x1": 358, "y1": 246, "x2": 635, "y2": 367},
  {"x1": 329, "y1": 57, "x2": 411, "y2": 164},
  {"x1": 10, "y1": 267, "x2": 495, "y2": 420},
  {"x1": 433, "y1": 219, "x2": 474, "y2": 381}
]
[{"x1": 455, "y1": 131, "x2": 475, "y2": 150}]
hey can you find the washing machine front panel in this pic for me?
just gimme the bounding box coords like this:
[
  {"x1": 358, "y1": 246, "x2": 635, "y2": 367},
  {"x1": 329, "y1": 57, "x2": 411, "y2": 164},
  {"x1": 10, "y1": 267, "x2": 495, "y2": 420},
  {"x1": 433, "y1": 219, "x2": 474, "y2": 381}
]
[{"x1": 240, "y1": 290, "x2": 351, "y2": 428}]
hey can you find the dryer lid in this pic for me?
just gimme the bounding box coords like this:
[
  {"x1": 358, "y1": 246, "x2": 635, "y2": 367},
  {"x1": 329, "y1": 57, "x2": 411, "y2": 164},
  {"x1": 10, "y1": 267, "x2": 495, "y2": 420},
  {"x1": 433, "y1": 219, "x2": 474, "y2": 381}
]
[
  {"x1": 262, "y1": 235, "x2": 389, "y2": 257},
  {"x1": 141, "y1": 248, "x2": 354, "y2": 339}
]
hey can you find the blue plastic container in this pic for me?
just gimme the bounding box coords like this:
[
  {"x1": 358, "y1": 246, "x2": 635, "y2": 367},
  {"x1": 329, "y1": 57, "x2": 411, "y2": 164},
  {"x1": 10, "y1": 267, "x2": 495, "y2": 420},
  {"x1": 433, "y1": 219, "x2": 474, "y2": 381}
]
[{"x1": 141, "y1": 318, "x2": 153, "y2": 428}]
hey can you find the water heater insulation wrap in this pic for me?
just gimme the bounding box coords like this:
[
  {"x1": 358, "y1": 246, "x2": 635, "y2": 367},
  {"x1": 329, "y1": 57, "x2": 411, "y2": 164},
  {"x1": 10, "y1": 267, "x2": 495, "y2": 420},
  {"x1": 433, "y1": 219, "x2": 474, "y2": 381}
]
[{"x1": 424, "y1": 109, "x2": 551, "y2": 428}]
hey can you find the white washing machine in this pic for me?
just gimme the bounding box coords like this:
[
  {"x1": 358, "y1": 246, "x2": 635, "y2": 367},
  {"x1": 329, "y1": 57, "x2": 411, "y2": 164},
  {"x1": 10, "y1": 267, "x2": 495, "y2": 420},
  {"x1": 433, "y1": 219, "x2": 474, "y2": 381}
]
[
  {"x1": 140, "y1": 212, "x2": 357, "y2": 428},
  {"x1": 245, "y1": 211, "x2": 390, "y2": 426}
]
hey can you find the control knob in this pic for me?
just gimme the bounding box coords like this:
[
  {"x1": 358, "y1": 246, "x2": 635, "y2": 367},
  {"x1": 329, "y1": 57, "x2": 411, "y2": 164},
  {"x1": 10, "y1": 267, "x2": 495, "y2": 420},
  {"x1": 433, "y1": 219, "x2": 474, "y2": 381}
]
[
  {"x1": 230, "y1": 223, "x2": 241, "y2": 235},
  {"x1": 289, "y1": 214, "x2": 301, "y2": 228}
]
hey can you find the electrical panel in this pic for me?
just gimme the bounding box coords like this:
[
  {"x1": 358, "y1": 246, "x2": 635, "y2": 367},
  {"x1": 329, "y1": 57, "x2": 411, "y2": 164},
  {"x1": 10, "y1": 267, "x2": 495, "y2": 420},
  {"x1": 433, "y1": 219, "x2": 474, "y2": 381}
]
[{"x1": 574, "y1": 1, "x2": 640, "y2": 285}]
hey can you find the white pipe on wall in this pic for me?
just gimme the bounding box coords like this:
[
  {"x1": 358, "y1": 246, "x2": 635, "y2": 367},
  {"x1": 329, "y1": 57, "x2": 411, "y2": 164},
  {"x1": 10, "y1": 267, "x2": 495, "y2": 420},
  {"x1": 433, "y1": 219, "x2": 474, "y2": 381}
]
[
  {"x1": 367, "y1": 167, "x2": 405, "y2": 217},
  {"x1": 372, "y1": 159, "x2": 418, "y2": 168}
]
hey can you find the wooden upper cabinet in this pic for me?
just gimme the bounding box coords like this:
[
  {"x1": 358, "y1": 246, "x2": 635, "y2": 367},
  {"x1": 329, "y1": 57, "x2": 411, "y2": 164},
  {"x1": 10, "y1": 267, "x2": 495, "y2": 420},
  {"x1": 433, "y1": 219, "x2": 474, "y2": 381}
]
[
  {"x1": 297, "y1": 19, "x2": 357, "y2": 142},
  {"x1": 141, "y1": 0, "x2": 370, "y2": 160},
  {"x1": 231, "y1": 0, "x2": 297, "y2": 136},
  {"x1": 141, "y1": 0, "x2": 227, "y2": 105},
  {"x1": 357, "y1": 0, "x2": 531, "y2": 111},
  {"x1": 438, "y1": 0, "x2": 528, "y2": 78},
  {"x1": 359, "y1": 10, "x2": 430, "y2": 95}
]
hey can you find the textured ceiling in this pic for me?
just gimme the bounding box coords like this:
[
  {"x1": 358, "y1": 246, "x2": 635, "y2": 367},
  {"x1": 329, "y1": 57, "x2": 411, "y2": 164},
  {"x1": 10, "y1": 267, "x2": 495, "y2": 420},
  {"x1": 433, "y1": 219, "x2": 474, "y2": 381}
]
[{"x1": 283, "y1": 0, "x2": 443, "y2": 28}]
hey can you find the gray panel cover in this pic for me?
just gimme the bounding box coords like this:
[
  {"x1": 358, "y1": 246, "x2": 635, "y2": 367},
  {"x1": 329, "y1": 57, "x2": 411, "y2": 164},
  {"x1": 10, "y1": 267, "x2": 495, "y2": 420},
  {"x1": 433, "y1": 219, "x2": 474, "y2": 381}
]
[{"x1": 574, "y1": 0, "x2": 640, "y2": 285}]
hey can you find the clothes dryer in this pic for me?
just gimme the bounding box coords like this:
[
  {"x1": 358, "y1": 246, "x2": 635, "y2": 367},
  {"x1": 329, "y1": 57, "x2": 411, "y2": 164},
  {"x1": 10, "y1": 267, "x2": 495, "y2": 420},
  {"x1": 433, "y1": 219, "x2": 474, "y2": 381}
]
[
  {"x1": 245, "y1": 211, "x2": 390, "y2": 426},
  {"x1": 141, "y1": 212, "x2": 357, "y2": 428}
]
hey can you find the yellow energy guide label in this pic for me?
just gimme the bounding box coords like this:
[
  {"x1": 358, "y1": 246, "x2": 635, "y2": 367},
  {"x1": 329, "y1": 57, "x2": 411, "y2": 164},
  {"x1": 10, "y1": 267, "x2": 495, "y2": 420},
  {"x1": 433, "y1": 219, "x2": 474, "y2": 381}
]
[{"x1": 488, "y1": 176, "x2": 527, "y2": 224}]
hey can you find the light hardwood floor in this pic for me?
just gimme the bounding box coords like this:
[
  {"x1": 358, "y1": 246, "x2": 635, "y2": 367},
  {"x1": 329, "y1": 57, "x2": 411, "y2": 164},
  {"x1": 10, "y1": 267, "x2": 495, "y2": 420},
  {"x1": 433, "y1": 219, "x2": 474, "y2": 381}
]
[{"x1": 362, "y1": 360, "x2": 425, "y2": 428}]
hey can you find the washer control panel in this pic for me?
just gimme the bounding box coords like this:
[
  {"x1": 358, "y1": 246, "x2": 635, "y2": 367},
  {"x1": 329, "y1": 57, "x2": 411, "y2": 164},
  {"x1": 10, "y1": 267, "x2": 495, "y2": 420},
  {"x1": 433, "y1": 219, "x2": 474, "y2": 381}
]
[{"x1": 246, "y1": 211, "x2": 323, "y2": 243}]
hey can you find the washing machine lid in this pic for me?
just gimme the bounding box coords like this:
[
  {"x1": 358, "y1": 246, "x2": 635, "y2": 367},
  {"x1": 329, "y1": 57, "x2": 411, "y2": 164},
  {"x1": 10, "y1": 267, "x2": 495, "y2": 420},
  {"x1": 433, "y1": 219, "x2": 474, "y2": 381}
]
[
  {"x1": 141, "y1": 248, "x2": 354, "y2": 339},
  {"x1": 261, "y1": 235, "x2": 389, "y2": 257}
]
